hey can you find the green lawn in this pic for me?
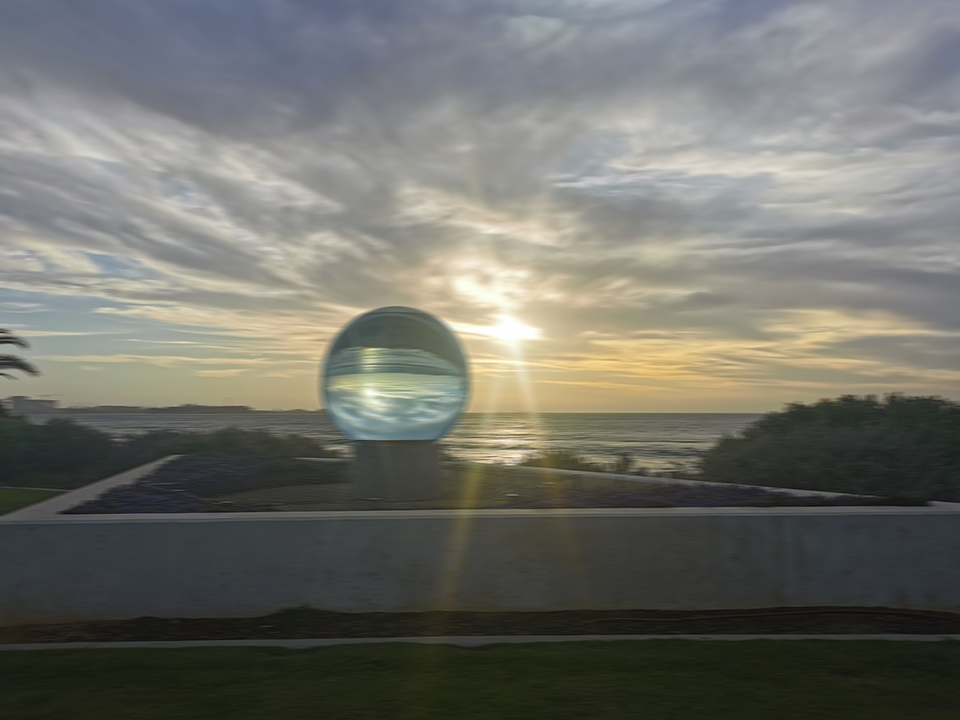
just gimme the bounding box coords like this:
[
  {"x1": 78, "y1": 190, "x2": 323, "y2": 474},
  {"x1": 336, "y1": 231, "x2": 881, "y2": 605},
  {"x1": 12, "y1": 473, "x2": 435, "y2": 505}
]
[
  {"x1": 0, "y1": 488, "x2": 60, "y2": 515},
  {"x1": 3, "y1": 640, "x2": 959, "y2": 719}
]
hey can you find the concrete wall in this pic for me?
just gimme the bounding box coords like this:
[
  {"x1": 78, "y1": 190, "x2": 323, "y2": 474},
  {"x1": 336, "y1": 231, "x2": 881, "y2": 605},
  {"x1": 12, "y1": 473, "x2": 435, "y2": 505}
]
[{"x1": 2, "y1": 505, "x2": 960, "y2": 625}]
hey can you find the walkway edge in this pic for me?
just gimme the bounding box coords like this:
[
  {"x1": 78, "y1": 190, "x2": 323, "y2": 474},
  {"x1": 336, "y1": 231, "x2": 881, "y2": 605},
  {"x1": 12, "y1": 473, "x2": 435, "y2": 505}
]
[{"x1": 2, "y1": 634, "x2": 960, "y2": 650}]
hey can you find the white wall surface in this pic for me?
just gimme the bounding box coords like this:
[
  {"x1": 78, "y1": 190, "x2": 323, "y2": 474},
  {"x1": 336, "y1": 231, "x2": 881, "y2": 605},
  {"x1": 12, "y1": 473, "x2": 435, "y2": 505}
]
[{"x1": 2, "y1": 506, "x2": 960, "y2": 625}]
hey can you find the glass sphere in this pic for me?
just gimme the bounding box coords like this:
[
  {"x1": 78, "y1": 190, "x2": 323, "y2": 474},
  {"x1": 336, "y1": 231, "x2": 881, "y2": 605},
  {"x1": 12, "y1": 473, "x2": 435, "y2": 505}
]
[{"x1": 321, "y1": 306, "x2": 469, "y2": 441}]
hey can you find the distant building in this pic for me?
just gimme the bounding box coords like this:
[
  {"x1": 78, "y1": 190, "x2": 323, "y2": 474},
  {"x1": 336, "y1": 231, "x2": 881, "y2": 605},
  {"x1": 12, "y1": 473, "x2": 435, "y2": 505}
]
[{"x1": 3, "y1": 396, "x2": 60, "y2": 414}]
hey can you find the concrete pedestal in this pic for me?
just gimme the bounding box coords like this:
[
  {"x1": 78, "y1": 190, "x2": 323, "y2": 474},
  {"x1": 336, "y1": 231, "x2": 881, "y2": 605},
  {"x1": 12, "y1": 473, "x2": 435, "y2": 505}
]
[{"x1": 352, "y1": 441, "x2": 442, "y2": 501}]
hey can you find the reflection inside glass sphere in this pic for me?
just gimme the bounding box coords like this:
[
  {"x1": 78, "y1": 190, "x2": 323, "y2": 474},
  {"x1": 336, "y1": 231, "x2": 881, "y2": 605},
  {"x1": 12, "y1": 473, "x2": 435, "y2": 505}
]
[
  {"x1": 322, "y1": 309, "x2": 469, "y2": 441},
  {"x1": 325, "y1": 348, "x2": 466, "y2": 440}
]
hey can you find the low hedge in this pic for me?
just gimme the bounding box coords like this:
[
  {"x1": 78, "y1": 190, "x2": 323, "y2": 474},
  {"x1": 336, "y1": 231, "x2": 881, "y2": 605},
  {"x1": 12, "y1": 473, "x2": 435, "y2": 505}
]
[
  {"x1": 697, "y1": 394, "x2": 960, "y2": 501},
  {"x1": 0, "y1": 410, "x2": 339, "y2": 489}
]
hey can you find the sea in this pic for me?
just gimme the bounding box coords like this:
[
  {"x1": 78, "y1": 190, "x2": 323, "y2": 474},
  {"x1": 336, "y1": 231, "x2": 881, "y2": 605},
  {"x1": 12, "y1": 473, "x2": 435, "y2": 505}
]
[{"x1": 34, "y1": 413, "x2": 761, "y2": 472}]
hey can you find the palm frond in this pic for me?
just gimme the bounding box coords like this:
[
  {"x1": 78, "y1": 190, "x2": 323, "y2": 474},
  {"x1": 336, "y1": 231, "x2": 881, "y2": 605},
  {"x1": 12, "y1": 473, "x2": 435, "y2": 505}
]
[
  {"x1": 0, "y1": 329, "x2": 31, "y2": 350},
  {"x1": 0, "y1": 354, "x2": 41, "y2": 377}
]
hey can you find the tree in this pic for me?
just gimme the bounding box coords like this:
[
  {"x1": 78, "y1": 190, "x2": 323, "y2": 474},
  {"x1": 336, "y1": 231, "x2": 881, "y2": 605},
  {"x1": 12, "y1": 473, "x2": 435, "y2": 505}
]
[{"x1": 0, "y1": 328, "x2": 40, "y2": 379}]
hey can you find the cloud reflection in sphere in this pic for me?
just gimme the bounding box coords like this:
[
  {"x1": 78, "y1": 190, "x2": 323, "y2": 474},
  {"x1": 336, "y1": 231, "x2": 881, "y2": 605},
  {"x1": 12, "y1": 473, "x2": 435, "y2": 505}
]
[{"x1": 321, "y1": 307, "x2": 469, "y2": 441}]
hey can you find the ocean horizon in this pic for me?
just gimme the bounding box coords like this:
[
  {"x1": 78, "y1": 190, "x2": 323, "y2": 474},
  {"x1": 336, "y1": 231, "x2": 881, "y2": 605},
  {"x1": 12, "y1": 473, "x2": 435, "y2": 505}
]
[{"x1": 33, "y1": 412, "x2": 762, "y2": 472}]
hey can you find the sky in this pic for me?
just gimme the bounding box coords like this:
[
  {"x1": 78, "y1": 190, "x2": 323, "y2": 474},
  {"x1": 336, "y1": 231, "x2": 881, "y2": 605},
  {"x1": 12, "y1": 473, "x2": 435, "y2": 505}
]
[{"x1": 0, "y1": 0, "x2": 959, "y2": 412}]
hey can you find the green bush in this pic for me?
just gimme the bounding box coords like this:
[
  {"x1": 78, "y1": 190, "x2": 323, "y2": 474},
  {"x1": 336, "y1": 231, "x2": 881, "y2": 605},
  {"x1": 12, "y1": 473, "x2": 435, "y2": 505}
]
[
  {"x1": 0, "y1": 416, "x2": 115, "y2": 488},
  {"x1": 0, "y1": 416, "x2": 45, "y2": 481},
  {"x1": 698, "y1": 394, "x2": 960, "y2": 501},
  {"x1": 0, "y1": 415, "x2": 340, "y2": 489},
  {"x1": 113, "y1": 427, "x2": 339, "y2": 469}
]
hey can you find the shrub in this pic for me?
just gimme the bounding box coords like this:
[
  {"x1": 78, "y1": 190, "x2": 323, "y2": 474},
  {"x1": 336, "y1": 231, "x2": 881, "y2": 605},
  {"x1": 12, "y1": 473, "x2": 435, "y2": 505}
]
[
  {"x1": 698, "y1": 393, "x2": 960, "y2": 501},
  {"x1": 113, "y1": 427, "x2": 339, "y2": 469},
  {"x1": 0, "y1": 417, "x2": 340, "y2": 489},
  {"x1": 0, "y1": 415, "x2": 40, "y2": 481},
  {"x1": 0, "y1": 416, "x2": 114, "y2": 488},
  {"x1": 34, "y1": 418, "x2": 116, "y2": 477}
]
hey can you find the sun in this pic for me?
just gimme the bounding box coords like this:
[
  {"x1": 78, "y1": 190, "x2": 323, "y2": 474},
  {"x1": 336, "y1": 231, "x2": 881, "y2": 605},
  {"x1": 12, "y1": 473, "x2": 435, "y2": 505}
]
[{"x1": 485, "y1": 317, "x2": 541, "y2": 342}]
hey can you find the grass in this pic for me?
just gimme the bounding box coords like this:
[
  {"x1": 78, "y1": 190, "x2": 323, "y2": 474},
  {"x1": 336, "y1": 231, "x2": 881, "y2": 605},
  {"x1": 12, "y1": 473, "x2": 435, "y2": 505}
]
[
  {"x1": 3, "y1": 641, "x2": 960, "y2": 719},
  {"x1": 0, "y1": 488, "x2": 60, "y2": 515}
]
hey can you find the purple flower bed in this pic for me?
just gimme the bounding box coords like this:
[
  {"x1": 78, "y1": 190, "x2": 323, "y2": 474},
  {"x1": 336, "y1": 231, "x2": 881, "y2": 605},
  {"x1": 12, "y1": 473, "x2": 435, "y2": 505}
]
[
  {"x1": 496, "y1": 484, "x2": 928, "y2": 509},
  {"x1": 62, "y1": 485, "x2": 266, "y2": 514},
  {"x1": 60, "y1": 452, "x2": 927, "y2": 513},
  {"x1": 61, "y1": 451, "x2": 334, "y2": 514}
]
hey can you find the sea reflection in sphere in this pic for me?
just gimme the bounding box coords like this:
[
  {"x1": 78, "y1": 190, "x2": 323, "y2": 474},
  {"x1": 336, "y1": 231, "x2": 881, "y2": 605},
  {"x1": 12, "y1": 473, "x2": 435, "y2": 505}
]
[{"x1": 321, "y1": 307, "x2": 469, "y2": 441}]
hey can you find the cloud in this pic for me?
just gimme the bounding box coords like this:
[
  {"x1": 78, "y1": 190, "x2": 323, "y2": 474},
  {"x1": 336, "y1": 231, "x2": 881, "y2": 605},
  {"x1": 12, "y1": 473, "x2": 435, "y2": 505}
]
[
  {"x1": 194, "y1": 368, "x2": 247, "y2": 377},
  {"x1": 9, "y1": 330, "x2": 116, "y2": 338},
  {"x1": 0, "y1": 302, "x2": 47, "y2": 313},
  {"x1": 0, "y1": 0, "x2": 958, "y2": 406},
  {"x1": 37, "y1": 354, "x2": 275, "y2": 367}
]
